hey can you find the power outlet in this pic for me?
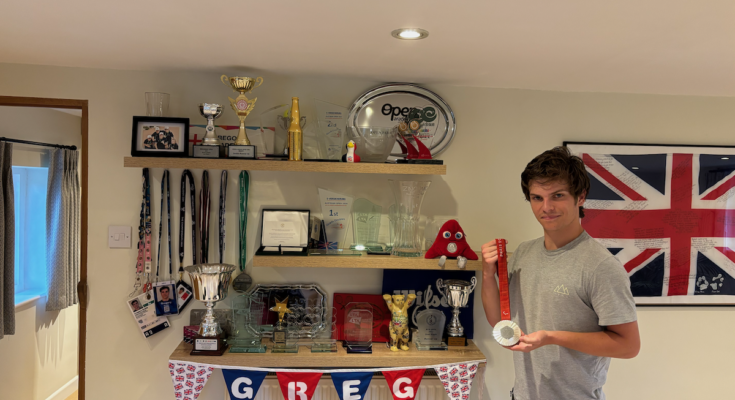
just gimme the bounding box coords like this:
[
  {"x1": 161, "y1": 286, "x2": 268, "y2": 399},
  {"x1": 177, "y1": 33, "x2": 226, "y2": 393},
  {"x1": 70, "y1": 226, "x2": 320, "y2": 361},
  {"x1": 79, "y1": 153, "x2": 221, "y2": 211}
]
[{"x1": 109, "y1": 226, "x2": 132, "y2": 248}]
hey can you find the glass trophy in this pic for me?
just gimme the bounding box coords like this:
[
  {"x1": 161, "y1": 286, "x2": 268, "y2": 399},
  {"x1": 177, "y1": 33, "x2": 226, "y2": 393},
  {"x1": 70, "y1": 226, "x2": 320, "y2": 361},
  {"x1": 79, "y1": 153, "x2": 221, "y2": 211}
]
[
  {"x1": 229, "y1": 294, "x2": 267, "y2": 353},
  {"x1": 387, "y1": 204, "x2": 398, "y2": 252},
  {"x1": 414, "y1": 309, "x2": 448, "y2": 351},
  {"x1": 389, "y1": 180, "x2": 431, "y2": 257},
  {"x1": 351, "y1": 198, "x2": 385, "y2": 252},
  {"x1": 259, "y1": 104, "x2": 292, "y2": 157},
  {"x1": 311, "y1": 306, "x2": 337, "y2": 353},
  {"x1": 342, "y1": 302, "x2": 373, "y2": 354},
  {"x1": 311, "y1": 188, "x2": 361, "y2": 256},
  {"x1": 314, "y1": 99, "x2": 349, "y2": 161}
]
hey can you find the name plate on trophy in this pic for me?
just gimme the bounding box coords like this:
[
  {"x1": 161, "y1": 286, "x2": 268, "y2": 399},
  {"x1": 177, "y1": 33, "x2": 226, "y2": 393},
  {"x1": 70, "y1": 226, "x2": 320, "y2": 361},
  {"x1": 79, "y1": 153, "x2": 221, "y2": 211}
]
[
  {"x1": 193, "y1": 145, "x2": 220, "y2": 158},
  {"x1": 228, "y1": 145, "x2": 257, "y2": 159}
]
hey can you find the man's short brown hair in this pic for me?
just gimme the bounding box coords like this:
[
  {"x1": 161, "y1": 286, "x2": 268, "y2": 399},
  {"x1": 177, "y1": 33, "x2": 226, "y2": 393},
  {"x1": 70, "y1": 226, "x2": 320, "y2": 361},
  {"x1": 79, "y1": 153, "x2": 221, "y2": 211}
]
[{"x1": 521, "y1": 146, "x2": 591, "y2": 217}]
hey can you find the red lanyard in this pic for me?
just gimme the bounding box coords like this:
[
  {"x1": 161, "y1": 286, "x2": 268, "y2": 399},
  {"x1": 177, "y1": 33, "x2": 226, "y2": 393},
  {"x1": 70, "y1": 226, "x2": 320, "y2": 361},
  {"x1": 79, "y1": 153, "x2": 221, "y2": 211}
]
[{"x1": 497, "y1": 238, "x2": 511, "y2": 320}]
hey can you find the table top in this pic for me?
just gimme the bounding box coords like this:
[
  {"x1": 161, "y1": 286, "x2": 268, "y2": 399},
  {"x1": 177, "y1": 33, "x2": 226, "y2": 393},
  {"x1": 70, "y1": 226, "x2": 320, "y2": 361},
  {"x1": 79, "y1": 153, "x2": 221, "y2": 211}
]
[{"x1": 169, "y1": 339, "x2": 487, "y2": 368}]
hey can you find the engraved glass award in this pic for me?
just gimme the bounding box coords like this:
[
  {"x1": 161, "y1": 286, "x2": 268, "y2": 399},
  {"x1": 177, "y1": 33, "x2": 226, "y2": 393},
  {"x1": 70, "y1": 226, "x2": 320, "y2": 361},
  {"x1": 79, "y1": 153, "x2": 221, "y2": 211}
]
[
  {"x1": 229, "y1": 294, "x2": 267, "y2": 353},
  {"x1": 314, "y1": 99, "x2": 349, "y2": 161},
  {"x1": 342, "y1": 302, "x2": 373, "y2": 354},
  {"x1": 311, "y1": 306, "x2": 337, "y2": 353},
  {"x1": 414, "y1": 309, "x2": 448, "y2": 350},
  {"x1": 311, "y1": 188, "x2": 360, "y2": 256},
  {"x1": 351, "y1": 198, "x2": 384, "y2": 251}
]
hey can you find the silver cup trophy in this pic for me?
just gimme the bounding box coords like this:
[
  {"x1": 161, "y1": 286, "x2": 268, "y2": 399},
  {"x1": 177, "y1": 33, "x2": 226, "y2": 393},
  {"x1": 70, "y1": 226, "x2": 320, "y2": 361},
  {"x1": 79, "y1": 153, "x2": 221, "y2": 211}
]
[
  {"x1": 198, "y1": 103, "x2": 224, "y2": 146},
  {"x1": 185, "y1": 263, "x2": 236, "y2": 356},
  {"x1": 436, "y1": 277, "x2": 477, "y2": 346}
]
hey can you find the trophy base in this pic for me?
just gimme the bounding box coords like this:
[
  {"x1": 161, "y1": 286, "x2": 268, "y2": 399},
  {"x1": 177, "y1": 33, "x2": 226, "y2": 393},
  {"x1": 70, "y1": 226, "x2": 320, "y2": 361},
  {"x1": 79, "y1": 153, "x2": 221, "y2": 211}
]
[
  {"x1": 311, "y1": 339, "x2": 338, "y2": 353},
  {"x1": 396, "y1": 159, "x2": 444, "y2": 165},
  {"x1": 271, "y1": 343, "x2": 299, "y2": 353},
  {"x1": 414, "y1": 339, "x2": 448, "y2": 351},
  {"x1": 228, "y1": 145, "x2": 257, "y2": 159},
  {"x1": 193, "y1": 145, "x2": 221, "y2": 158},
  {"x1": 445, "y1": 334, "x2": 468, "y2": 347},
  {"x1": 191, "y1": 334, "x2": 229, "y2": 356},
  {"x1": 229, "y1": 338, "x2": 267, "y2": 353},
  {"x1": 343, "y1": 341, "x2": 372, "y2": 354}
]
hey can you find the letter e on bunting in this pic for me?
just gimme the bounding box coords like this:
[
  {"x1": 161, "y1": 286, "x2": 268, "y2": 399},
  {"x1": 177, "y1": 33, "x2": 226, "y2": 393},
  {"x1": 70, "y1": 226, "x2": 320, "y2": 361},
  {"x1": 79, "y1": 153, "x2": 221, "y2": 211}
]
[
  {"x1": 276, "y1": 372, "x2": 323, "y2": 400},
  {"x1": 223, "y1": 369, "x2": 268, "y2": 400},
  {"x1": 434, "y1": 362, "x2": 480, "y2": 400},
  {"x1": 382, "y1": 369, "x2": 425, "y2": 400},
  {"x1": 331, "y1": 372, "x2": 374, "y2": 400}
]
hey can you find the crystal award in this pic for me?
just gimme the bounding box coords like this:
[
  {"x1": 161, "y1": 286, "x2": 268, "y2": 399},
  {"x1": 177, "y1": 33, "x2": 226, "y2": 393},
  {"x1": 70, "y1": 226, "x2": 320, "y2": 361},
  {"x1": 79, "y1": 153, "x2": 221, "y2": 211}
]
[
  {"x1": 342, "y1": 302, "x2": 373, "y2": 354},
  {"x1": 351, "y1": 198, "x2": 384, "y2": 251},
  {"x1": 229, "y1": 294, "x2": 267, "y2": 353},
  {"x1": 414, "y1": 309, "x2": 448, "y2": 351},
  {"x1": 311, "y1": 306, "x2": 337, "y2": 353}
]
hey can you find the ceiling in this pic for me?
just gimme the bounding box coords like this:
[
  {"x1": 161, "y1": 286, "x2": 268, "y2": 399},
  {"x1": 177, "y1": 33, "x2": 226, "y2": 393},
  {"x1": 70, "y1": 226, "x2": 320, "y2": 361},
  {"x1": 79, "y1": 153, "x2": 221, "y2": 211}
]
[{"x1": 2, "y1": 0, "x2": 734, "y2": 96}]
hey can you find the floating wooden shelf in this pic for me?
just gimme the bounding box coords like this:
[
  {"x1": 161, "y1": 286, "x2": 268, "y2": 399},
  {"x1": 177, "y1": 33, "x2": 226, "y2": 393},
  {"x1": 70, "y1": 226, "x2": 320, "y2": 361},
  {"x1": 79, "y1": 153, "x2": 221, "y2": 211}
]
[
  {"x1": 124, "y1": 157, "x2": 446, "y2": 175},
  {"x1": 169, "y1": 340, "x2": 486, "y2": 368},
  {"x1": 253, "y1": 252, "x2": 483, "y2": 271}
]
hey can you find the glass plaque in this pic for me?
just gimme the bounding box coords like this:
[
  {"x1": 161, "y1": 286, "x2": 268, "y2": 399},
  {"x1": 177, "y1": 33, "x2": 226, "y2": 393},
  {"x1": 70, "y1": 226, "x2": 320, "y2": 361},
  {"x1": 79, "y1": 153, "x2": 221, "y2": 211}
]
[
  {"x1": 314, "y1": 99, "x2": 349, "y2": 160},
  {"x1": 259, "y1": 104, "x2": 293, "y2": 157},
  {"x1": 311, "y1": 306, "x2": 338, "y2": 353},
  {"x1": 229, "y1": 294, "x2": 267, "y2": 353},
  {"x1": 414, "y1": 309, "x2": 448, "y2": 351},
  {"x1": 351, "y1": 198, "x2": 384, "y2": 251},
  {"x1": 343, "y1": 302, "x2": 373, "y2": 353},
  {"x1": 313, "y1": 188, "x2": 360, "y2": 255}
]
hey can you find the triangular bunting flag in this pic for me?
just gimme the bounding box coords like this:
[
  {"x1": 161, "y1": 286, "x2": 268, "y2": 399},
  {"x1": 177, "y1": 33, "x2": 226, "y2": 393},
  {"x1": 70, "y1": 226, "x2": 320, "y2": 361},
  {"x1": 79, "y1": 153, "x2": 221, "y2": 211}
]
[
  {"x1": 223, "y1": 369, "x2": 268, "y2": 400},
  {"x1": 434, "y1": 362, "x2": 480, "y2": 400},
  {"x1": 331, "y1": 372, "x2": 374, "y2": 400},
  {"x1": 383, "y1": 369, "x2": 425, "y2": 400},
  {"x1": 168, "y1": 361, "x2": 214, "y2": 399},
  {"x1": 276, "y1": 371, "x2": 323, "y2": 400}
]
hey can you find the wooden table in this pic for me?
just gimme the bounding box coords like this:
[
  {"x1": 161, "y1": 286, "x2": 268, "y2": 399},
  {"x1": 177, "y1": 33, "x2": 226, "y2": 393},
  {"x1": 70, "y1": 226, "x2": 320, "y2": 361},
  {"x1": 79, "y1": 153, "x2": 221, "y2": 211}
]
[{"x1": 169, "y1": 339, "x2": 486, "y2": 368}]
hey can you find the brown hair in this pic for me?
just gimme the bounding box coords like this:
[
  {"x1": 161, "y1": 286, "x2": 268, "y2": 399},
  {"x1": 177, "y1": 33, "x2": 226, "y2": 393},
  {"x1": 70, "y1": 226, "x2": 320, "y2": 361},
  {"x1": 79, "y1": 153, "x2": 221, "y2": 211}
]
[{"x1": 521, "y1": 146, "x2": 590, "y2": 217}]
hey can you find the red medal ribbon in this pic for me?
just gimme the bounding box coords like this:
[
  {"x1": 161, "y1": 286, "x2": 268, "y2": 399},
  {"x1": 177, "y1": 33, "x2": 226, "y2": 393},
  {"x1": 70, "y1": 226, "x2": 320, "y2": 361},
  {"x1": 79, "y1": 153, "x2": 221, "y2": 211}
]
[{"x1": 496, "y1": 238, "x2": 511, "y2": 321}]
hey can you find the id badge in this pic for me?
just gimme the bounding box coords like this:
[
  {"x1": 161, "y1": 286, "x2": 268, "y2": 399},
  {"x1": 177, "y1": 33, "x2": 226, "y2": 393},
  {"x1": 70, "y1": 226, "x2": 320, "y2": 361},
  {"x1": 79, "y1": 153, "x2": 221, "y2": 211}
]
[
  {"x1": 175, "y1": 279, "x2": 194, "y2": 312},
  {"x1": 127, "y1": 290, "x2": 170, "y2": 338},
  {"x1": 153, "y1": 280, "x2": 180, "y2": 316}
]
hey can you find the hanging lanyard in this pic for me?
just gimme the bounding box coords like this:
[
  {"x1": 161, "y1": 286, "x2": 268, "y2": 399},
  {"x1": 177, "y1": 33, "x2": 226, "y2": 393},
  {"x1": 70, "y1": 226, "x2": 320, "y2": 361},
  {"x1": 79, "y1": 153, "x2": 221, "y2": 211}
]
[
  {"x1": 131, "y1": 168, "x2": 151, "y2": 296},
  {"x1": 156, "y1": 170, "x2": 172, "y2": 282},
  {"x1": 219, "y1": 171, "x2": 228, "y2": 263},
  {"x1": 199, "y1": 170, "x2": 211, "y2": 264},
  {"x1": 239, "y1": 171, "x2": 250, "y2": 271},
  {"x1": 493, "y1": 238, "x2": 521, "y2": 346},
  {"x1": 179, "y1": 170, "x2": 196, "y2": 278}
]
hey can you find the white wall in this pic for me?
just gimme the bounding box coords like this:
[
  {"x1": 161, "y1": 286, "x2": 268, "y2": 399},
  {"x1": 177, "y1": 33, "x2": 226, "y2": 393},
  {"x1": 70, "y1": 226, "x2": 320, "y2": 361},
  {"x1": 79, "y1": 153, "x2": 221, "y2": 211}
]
[
  {"x1": 1, "y1": 62, "x2": 734, "y2": 400},
  {"x1": 0, "y1": 106, "x2": 80, "y2": 399}
]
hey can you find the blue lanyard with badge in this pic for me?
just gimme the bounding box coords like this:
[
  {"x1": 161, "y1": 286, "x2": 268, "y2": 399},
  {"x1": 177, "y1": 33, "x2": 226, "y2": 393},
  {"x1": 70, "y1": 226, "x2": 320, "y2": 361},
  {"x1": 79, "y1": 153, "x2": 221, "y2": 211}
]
[{"x1": 153, "y1": 170, "x2": 180, "y2": 316}]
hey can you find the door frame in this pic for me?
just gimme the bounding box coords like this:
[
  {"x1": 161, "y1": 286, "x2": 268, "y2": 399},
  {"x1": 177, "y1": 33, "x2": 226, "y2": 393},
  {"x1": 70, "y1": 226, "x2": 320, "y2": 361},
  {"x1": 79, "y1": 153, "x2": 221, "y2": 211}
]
[{"x1": 0, "y1": 96, "x2": 88, "y2": 400}]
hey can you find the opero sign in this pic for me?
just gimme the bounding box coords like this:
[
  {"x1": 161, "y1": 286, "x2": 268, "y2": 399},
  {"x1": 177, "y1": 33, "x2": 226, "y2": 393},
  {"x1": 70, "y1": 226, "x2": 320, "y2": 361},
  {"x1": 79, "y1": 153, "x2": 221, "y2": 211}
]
[{"x1": 381, "y1": 104, "x2": 437, "y2": 122}]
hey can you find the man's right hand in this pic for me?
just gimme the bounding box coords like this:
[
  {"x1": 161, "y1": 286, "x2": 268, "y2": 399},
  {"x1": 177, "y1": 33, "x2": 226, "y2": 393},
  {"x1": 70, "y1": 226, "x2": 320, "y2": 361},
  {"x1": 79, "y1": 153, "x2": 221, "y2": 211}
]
[{"x1": 480, "y1": 240, "x2": 501, "y2": 279}]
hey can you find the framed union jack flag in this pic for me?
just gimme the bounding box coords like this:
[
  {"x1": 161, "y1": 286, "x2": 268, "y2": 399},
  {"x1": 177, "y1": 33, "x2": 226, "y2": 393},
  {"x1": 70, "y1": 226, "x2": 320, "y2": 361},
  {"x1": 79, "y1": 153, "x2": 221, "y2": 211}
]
[{"x1": 565, "y1": 142, "x2": 735, "y2": 305}]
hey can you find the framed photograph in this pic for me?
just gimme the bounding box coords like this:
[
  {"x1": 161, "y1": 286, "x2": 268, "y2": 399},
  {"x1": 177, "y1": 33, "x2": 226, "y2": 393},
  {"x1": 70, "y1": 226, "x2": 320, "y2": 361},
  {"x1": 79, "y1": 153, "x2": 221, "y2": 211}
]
[
  {"x1": 131, "y1": 116, "x2": 189, "y2": 157},
  {"x1": 565, "y1": 141, "x2": 735, "y2": 306}
]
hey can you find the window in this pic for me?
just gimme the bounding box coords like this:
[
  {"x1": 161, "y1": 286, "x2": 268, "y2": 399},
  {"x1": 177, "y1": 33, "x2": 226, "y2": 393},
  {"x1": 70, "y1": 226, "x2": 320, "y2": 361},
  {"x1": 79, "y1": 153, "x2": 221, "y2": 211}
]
[{"x1": 13, "y1": 166, "x2": 48, "y2": 303}]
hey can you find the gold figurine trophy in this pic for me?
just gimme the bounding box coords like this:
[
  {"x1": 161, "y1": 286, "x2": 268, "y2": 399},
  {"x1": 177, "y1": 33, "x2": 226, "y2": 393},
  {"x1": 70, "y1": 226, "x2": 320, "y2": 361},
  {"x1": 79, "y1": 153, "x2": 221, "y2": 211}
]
[
  {"x1": 269, "y1": 296, "x2": 292, "y2": 347},
  {"x1": 221, "y1": 75, "x2": 263, "y2": 158}
]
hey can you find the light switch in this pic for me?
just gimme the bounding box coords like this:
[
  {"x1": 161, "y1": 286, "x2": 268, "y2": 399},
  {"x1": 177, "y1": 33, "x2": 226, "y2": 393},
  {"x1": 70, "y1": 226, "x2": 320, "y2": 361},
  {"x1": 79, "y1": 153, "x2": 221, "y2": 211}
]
[{"x1": 109, "y1": 226, "x2": 132, "y2": 248}]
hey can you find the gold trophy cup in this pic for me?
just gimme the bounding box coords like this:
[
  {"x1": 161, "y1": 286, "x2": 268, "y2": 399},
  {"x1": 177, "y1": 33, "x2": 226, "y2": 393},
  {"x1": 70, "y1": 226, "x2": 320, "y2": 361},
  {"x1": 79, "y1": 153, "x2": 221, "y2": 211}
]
[{"x1": 221, "y1": 75, "x2": 263, "y2": 158}]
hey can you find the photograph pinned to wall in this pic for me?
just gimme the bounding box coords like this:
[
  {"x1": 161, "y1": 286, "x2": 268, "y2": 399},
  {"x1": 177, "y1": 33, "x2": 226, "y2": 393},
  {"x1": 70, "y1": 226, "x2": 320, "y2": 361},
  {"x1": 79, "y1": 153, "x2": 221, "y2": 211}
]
[
  {"x1": 131, "y1": 116, "x2": 189, "y2": 157},
  {"x1": 565, "y1": 141, "x2": 735, "y2": 305}
]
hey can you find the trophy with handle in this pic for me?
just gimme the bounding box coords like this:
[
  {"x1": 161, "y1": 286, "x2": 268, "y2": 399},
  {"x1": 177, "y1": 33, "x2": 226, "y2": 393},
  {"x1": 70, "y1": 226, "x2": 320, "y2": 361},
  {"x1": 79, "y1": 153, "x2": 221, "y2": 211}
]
[
  {"x1": 436, "y1": 277, "x2": 477, "y2": 346},
  {"x1": 185, "y1": 263, "x2": 236, "y2": 355},
  {"x1": 194, "y1": 103, "x2": 224, "y2": 158},
  {"x1": 221, "y1": 75, "x2": 263, "y2": 159}
]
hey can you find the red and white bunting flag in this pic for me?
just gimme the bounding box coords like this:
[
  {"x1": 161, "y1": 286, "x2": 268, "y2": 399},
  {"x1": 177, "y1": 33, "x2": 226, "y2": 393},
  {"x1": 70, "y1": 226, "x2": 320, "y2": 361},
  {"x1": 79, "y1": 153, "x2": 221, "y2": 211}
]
[
  {"x1": 382, "y1": 369, "x2": 426, "y2": 400},
  {"x1": 434, "y1": 362, "x2": 480, "y2": 400},
  {"x1": 276, "y1": 372, "x2": 323, "y2": 400},
  {"x1": 169, "y1": 361, "x2": 214, "y2": 400}
]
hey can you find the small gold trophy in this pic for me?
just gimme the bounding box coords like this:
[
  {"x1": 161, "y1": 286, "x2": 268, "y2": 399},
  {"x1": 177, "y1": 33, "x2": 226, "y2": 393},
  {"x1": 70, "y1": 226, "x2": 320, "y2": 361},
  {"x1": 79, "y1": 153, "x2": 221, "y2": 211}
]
[
  {"x1": 221, "y1": 75, "x2": 263, "y2": 158},
  {"x1": 269, "y1": 297, "x2": 292, "y2": 349}
]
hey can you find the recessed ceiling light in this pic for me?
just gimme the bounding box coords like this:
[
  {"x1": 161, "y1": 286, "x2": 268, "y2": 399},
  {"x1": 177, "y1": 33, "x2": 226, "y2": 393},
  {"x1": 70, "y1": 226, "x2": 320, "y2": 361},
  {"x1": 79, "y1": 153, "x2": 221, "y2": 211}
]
[{"x1": 391, "y1": 28, "x2": 429, "y2": 40}]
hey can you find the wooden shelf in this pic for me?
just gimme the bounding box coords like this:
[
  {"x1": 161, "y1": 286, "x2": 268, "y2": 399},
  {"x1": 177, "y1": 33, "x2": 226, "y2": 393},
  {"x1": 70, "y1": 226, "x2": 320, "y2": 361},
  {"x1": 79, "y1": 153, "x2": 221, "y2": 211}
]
[
  {"x1": 169, "y1": 340, "x2": 486, "y2": 368},
  {"x1": 253, "y1": 252, "x2": 483, "y2": 271},
  {"x1": 124, "y1": 157, "x2": 446, "y2": 175}
]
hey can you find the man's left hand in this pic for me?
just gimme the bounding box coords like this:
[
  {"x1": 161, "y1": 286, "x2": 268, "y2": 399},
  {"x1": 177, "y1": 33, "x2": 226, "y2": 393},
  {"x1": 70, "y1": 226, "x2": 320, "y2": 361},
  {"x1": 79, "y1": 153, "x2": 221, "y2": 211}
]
[{"x1": 507, "y1": 330, "x2": 549, "y2": 352}]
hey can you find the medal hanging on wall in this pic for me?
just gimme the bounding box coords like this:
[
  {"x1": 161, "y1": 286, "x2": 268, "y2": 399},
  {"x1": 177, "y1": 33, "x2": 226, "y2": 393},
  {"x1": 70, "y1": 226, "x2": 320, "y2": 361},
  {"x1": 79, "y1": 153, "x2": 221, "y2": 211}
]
[
  {"x1": 175, "y1": 169, "x2": 196, "y2": 312},
  {"x1": 152, "y1": 170, "x2": 180, "y2": 317},
  {"x1": 232, "y1": 171, "x2": 252, "y2": 293},
  {"x1": 493, "y1": 238, "x2": 522, "y2": 346},
  {"x1": 130, "y1": 168, "x2": 152, "y2": 297},
  {"x1": 199, "y1": 170, "x2": 211, "y2": 264}
]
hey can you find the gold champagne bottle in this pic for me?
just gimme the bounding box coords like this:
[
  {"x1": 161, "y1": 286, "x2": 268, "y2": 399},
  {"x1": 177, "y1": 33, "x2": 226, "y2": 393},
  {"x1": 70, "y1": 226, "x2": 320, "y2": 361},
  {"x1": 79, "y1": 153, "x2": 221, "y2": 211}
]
[{"x1": 288, "y1": 97, "x2": 303, "y2": 161}]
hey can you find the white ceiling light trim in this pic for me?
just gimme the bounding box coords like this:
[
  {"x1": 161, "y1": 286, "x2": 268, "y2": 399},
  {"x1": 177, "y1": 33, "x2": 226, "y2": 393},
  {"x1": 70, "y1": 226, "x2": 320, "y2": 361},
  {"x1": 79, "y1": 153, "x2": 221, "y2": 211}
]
[{"x1": 391, "y1": 28, "x2": 429, "y2": 40}]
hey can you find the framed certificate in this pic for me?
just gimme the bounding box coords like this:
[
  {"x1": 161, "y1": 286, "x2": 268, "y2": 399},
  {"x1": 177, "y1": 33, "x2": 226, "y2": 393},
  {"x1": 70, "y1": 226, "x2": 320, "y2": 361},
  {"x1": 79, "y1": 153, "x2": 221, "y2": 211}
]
[{"x1": 256, "y1": 209, "x2": 311, "y2": 256}]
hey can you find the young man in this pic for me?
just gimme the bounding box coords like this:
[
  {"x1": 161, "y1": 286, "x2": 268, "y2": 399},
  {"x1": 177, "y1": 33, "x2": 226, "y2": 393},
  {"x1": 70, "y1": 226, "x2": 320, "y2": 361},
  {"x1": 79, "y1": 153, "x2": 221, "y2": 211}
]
[
  {"x1": 481, "y1": 146, "x2": 640, "y2": 400},
  {"x1": 155, "y1": 286, "x2": 176, "y2": 315}
]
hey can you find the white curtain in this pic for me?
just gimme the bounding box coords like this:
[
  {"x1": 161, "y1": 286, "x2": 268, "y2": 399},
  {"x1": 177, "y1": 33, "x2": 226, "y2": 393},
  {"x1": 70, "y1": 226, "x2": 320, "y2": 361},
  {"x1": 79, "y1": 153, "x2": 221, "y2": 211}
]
[
  {"x1": 46, "y1": 149, "x2": 80, "y2": 311},
  {"x1": 0, "y1": 142, "x2": 13, "y2": 339}
]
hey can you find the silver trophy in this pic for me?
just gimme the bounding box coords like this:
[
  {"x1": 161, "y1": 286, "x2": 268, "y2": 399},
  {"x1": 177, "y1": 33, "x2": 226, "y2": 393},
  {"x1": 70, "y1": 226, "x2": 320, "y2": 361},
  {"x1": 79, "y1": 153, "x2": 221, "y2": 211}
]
[
  {"x1": 436, "y1": 277, "x2": 477, "y2": 346},
  {"x1": 198, "y1": 103, "x2": 224, "y2": 146},
  {"x1": 185, "y1": 263, "x2": 236, "y2": 355}
]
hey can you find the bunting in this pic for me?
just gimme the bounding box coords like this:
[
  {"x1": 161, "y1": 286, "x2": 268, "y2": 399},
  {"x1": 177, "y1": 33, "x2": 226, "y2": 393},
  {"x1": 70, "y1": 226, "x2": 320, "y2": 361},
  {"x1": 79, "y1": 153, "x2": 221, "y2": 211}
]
[
  {"x1": 434, "y1": 362, "x2": 480, "y2": 400},
  {"x1": 331, "y1": 372, "x2": 374, "y2": 400},
  {"x1": 276, "y1": 372, "x2": 323, "y2": 400},
  {"x1": 168, "y1": 362, "x2": 214, "y2": 399},
  {"x1": 382, "y1": 369, "x2": 425, "y2": 400},
  {"x1": 223, "y1": 369, "x2": 268, "y2": 400}
]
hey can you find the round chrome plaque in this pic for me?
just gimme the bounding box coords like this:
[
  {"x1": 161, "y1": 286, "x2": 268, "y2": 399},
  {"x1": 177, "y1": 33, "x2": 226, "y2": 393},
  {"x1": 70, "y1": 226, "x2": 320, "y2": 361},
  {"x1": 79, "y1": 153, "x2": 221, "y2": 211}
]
[{"x1": 493, "y1": 320, "x2": 521, "y2": 346}]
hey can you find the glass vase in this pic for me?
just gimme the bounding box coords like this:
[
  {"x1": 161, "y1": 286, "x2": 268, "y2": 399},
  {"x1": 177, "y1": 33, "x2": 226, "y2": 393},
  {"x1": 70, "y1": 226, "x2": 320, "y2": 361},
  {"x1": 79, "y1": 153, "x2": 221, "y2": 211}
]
[{"x1": 389, "y1": 180, "x2": 431, "y2": 257}]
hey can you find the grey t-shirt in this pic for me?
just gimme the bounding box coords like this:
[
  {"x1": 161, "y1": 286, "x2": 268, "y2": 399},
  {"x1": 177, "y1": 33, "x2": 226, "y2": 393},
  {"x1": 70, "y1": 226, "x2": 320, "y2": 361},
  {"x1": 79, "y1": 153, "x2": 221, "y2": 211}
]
[{"x1": 508, "y1": 231, "x2": 637, "y2": 400}]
